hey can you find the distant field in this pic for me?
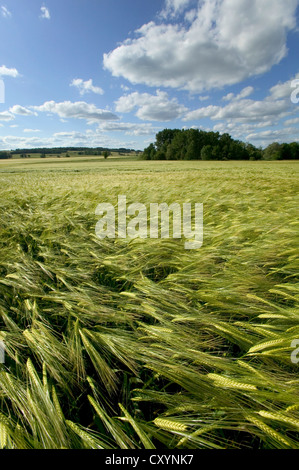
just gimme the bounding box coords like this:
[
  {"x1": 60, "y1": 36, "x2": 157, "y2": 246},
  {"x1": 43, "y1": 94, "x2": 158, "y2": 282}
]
[
  {"x1": 0, "y1": 158, "x2": 298, "y2": 449},
  {"x1": 7, "y1": 151, "x2": 140, "y2": 162},
  {"x1": 0, "y1": 154, "x2": 296, "y2": 172}
]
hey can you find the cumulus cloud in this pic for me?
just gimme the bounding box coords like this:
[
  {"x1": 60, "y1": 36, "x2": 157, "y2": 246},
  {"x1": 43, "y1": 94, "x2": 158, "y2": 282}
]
[
  {"x1": 0, "y1": 65, "x2": 19, "y2": 78},
  {"x1": 0, "y1": 136, "x2": 44, "y2": 147},
  {"x1": 70, "y1": 78, "x2": 104, "y2": 96},
  {"x1": 222, "y1": 86, "x2": 254, "y2": 102},
  {"x1": 40, "y1": 5, "x2": 50, "y2": 20},
  {"x1": 270, "y1": 76, "x2": 299, "y2": 100},
  {"x1": 10, "y1": 105, "x2": 37, "y2": 116},
  {"x1": 53, "y1": 131, "x2": 88, "y2": 140},
  {"x1": 32, "y1": 100, "x2": 119, "y2": 122},
  {"x1": 51, "y1": 130, "x2": 138, "y2": 148},
  {"x1": 115, "y1": 90, "x2": 187, "y2": 121},
  {"x1": 98, "y1": 121, "x2": 159, "y2": 136},
  {"x1": 198, "y1": 95, "x2": 210, "y2": 102},
  {"x1": 103, "y1": 0, "x2": 298, "y2": 92},
  {"x1": 0, "y1": 130, "x2": 139, "y2": 151},
  {"x1": 185, "y1": 98, "x2": 290, "y2": 122},
  {"x1": 0, "y1": 111, "x2": 14, "y2": 121},
  {"x1": 212, "y1": 121, "x2": 277, "y2": 142},
  {"x1": 182, "y1": 73, "x2": 299, "y2": 145},
  {"x1": 246, "y1": 127, "x2": 299, "y2": 143},
  {"x1": 183, "y1": 74, "x2": 299, "y2": 123},
  {"x1": 161, "y1": 0, "x2": 192, "y2": 18},
  {"x1": 284, "y1": 117, "x2": 299, "y2": 126},
  {"x1": 1, "y1": 6, "x2": 11, "y2": 18},
  {"x1": 121, "y1": 84, "x2": 130, "y2": 92},
  {"x1": 23, "y1": 129, "x2": 40, "y2": 133}
]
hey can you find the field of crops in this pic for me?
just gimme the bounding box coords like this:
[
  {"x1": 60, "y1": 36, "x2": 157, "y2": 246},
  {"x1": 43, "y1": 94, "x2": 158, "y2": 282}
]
[{"x1": 0, "y1": 157, "x2": 298, "y2": 449}]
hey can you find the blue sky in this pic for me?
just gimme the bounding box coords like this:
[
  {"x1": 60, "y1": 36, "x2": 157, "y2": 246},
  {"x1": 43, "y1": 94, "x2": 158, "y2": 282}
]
[{"x1": 0, "y1": 0, "x2": 298, "y2": 150}]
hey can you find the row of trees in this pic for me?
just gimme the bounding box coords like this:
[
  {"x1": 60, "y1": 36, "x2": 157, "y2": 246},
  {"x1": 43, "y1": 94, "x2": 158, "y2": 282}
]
[
  {"x1": 262, "y1": 142, "x2": 299, "y2": 160},
  {"x1": 0, "y1": 151, "x2": 12, "y2": 159},
  {"x1": 142, "y1": 129, "x2": 299, "y2": 161},
  {"x1": 0, "y1": 148, "x2": 143, "y2": 160},
  {"x1": 11, "y1": 147, "x2": 139, "y2": 156}
]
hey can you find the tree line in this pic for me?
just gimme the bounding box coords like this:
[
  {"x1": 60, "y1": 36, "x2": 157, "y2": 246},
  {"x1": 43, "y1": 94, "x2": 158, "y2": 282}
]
[
  {"x1": 142, "y1": 129, "x2": 299, "y2": 161},
  {"x1": 0, "y1": 147, "x2": 143, "y2": 159},
  {"x1": 0, "y1": 151, "x2": 12, "y2": 159},
  {"x1": 10, "y1": 147, "x2": 139, "y2": 155}
]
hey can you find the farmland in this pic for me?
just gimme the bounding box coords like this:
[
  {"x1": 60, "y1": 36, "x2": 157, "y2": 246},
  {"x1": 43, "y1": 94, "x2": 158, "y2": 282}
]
[{"x1": 0, "y1": 156, "x2": 298, "y2": 449}]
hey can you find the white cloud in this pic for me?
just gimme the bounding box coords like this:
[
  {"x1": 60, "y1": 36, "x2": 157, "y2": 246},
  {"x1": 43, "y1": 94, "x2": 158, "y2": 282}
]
[
  {"x1": 184, "y1": 8, "x2": 197, "y2": 23},
  {"x1": 222, "y1": 86, "x2": 254, "y2": 102},
  {"x1": 40, "y1": 5, "x2": 50, "y2": 20},
  {"x1": 51, "y1": 130, "x2": 138, "y2": 148},
  {"x1": 182, "y1": 74, "x2": 299, "y2": 146},
  {"x1": 183, "y1": 74, "x2": 299, "y2": 123},
  {"x1": 115, "y1": 90, "x2": 187, "y2": 121},
  {"x1": 284, "y1": 117, "x2": 299, "y2": 126},
  {"x1": 222, "y1": 93, "x2": 235, "y2": 102},
  {"x1": 0, "y1": 65, "x2": 19, "y2": 78},
  {"x1": 0, "y1": 130, "x2": 140, "y2": 150},
  {"x1": 70, "y1": 78, "x2": 104, "y2": 96},
  {"x1": 246, "y1": 127, "x2": 299, "y2": 144},
  {"x1": 53, "y1": 131, "x2": 88, "y2": 140},
  {"x1": 161, "y1": 0, "x2": 192, "y2": 18},
  {"x1": 32, "y1": 100, "x2": 119, "y2": 122},
  {"x1": 185, "y1": 98, "x2": 291, "y2": 122},
  {"x1": 104, "y1": 0, "x2": 298, "y2": 92},
  {"x1": 0, "y1": 111, "x2": 14, "y2": 121},
  {"x1": 269, "y1": 74, "x2": 299, "y2": 100},
  {"x1": 198, "y1": 95, "x2": 210, "y2": 102},
  {"x1": 121, "y1": 84, "x2": 130, "y2": 92},
  {"x1": 184, "y1": 105, "x2": 219, "y2": 120},
  {"x1": 10, "y1": 105, "x2": 37, "y2": 116},
  {"x1": 1, "y1": 6, "x2": 11, "y2": 18},
  {"x1": 212, "y1": 121, "x2": 276, "y2": 142},
  {"x1": 23, "y1": 129, "x2": 40, "y2": 133},
  {"x1": 98, "y1": 122, "x2": 160, "y2": 136}
]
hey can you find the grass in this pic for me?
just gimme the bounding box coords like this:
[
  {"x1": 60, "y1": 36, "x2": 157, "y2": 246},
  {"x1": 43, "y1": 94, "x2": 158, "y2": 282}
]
[{"x1": 0, "y1": 157, "x2": 298, "y2": 449}]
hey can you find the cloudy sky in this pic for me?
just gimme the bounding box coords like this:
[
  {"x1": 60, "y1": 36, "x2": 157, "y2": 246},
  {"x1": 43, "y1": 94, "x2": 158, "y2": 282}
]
[{"x1": 0, "y1": 0, "x2": 298, "y2": 150}]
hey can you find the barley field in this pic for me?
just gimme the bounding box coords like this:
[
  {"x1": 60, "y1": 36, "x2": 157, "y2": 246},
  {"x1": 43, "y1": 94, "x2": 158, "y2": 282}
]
[{"x1": 0, "y1": 157, "x2": 298, "y2": 449}]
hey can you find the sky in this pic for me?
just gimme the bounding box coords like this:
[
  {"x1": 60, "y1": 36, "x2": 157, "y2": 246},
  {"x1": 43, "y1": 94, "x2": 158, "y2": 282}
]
[{"x1": 0, "y1": 0, "x2": 299, "y2": 151}]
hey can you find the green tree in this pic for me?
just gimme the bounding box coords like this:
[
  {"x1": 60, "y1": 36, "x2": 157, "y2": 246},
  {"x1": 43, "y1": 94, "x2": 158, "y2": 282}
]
[
  {"x1": 185, "y1": 129, "x2": 201, "y2": 160},
  {"x1": 102, "y1": 150, "x2": 111, "y2": 159},
  {"x1": 0, "y1": 151, "x2": 12, "y2": 159},
  {"x1": 166, "y1": 131, "x2": 187, "y2": 160},
  {"x1": 289, "y1": 142, "x2": 299, "y2": 160},
  {"x1": 142, "y1": 144, "x2": 156, "y2": 160},
  {"x1": 155, "y1": 129, "x2": 179, "y2": 152},
  {"x1": 263, "y1": 143, "x2": 282, "y2": 160},
  {"x1": 245, "y1": 143, "x2": 262, "y2": 160},
  {"x1": 200, "y1": 145, "x2": 213, "y2": 160}
]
